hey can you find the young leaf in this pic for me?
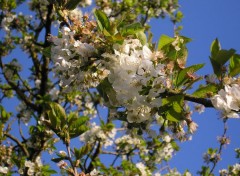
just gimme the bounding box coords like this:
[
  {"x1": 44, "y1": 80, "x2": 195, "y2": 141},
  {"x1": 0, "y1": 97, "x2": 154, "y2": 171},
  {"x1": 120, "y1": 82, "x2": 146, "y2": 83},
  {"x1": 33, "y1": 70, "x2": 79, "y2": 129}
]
[
  {"x1": 160, "y1": 95, "x2": 184, "y2": 122},
  {"x1": 229, "y1": 54, "x2": 240, "y2": 76},
  {"x1": 210, "y1": 38, "x2": 220, "y2": 58},
  {"x1": 97, "y1": 78, "x2": 119, "y2": 107},
  {"x1": 120, "y1": 22, "x2": 143, "y2": 36},
  {"x1": 192, "y1": 84, "x2": 218, "y2": 98},
  {"x1": 135, "y1": 31, "x2": 147, "y2": 45},
  {"x1": 212, "y1": 49, "x2": 236, "y2": 65},
  {"x1": 51, "y1": 157, "x2": 66, "y2": 163},
  {"x1": 175, "y1": 64, "x2": 204, "y2": 87},
  {"x1": 41, "y1": 165, "x2": 57, "y2": 176},
  {"x1": 158, "y1": 34, "x2": 175, "y2": 50},
  {"x1": 49, "y1": 102, "x2": 67, "y2": 129},
  {"x1": 210, "y1": 49, "x2": 235, "y2": 77},
  {"x1": 69, "y1": 116, "x2": 89, "y2": 138},
  {"x1": 94, "y1": 9, "x2": 110, "y2": 32},
  {"x1": 74, "y1": 143, "x2": 92, "y2": 159}
]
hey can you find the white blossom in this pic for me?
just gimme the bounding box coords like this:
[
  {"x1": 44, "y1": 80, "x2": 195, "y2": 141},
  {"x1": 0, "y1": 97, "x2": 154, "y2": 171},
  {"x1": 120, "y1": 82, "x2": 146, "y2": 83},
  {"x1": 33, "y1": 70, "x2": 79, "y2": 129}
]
[
  {"x1": 136, "y1": 162, "x2": 151, "y2": 176},
  {"x1": 164, "y1": 135, "x2": 172, "y2": 143},
  {"x1": 0, "y1": 166, "x2": 8, "y2": 174},
  {"x1": 232, "y1": 163, "x2": 240, "y2": 174},
  {"x1": 80, "y1": 122, "x2": 116, "y2": 148},
  {"x1": 211, "y1": 84, "x2": 240, "y2": 118},
  {"x1": 1, "y1": 13, "x2": 16, "y2": 32},
  {"x1": 102, "y1": 39, "x2": 166, "y2": 123}
]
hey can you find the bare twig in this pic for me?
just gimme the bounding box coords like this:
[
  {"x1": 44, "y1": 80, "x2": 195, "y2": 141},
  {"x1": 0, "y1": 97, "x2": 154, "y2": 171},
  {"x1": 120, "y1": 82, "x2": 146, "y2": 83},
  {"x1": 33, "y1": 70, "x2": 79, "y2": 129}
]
[{"x1": 208, "y1": 119, "x2": 228, "y2": 175}]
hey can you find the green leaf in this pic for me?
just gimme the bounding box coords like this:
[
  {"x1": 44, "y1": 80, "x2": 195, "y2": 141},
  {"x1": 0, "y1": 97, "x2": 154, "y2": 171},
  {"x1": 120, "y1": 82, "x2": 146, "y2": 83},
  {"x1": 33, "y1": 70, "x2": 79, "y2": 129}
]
[
  {"x1": 0, "y1": 105, "x2": 11, "y2": 122},
  {"x1": 120, "y1": 22, "x2": 143, "y2": 37},
  {"x1": 51, "y1": 157, "x2": 65, "y2": 163},
  {"x1": 64, "y1": 0, "x2": 81, "y2": 10},
  {"x1": 74, "y1": 143, "x2": 92, "y2": 159},
  {"x1": 69, "y1": 116, "x2": 89, "y2": 138},
  {"x1": 94, "y1": 10, "x2": 110, "y2": 32},
  {"x1": 198, "y1": 166, "x2": 212, "y2": 176},
  {"x1": 97, "y1": 78, "x2": 119, "y2": 107},
  {"x1": 175, "y1": 64, "x2": 204, "y2": 87},
  {"x1": 175, "y1": 11, "x2": 184, "y2": 23},
  {"x1": 41, "y1": 165, "x2": 57, "y2": 176},
  {"x1": 135, "y1": 31, "x2": 147, "y2": 45},
  {"x1": 171, "y1": 141, "x2": 180, "y2": 151},
  {"x1": 47, "y1": 102, "x2": 67, "y2": 130},
  {"x1": 192, "y1": 84, "x2": 218, "y2": 98},
  {"x1": 212, "y1": 49, "x2": 236, "y2": 65},
  {"x1": 67, "y1": 112, "x2": 78, "y2": 125},
  {"x1": 160, "y1": 95, "x2": 184, "y2": 122},
  {"x1": 210, "y1": 38, "x2": 221, "y2": 58},
  {"x1": 124, "y1": 0, "x2": 135, "y2": 6},
  {"x1": 229, "y1": 54, "x2": 240, "y2": 76},
  {"x1": 158, "y1": 34, "x2": 175, "y2": 50},
  {"x1": 210, "y1": 49, "x2": 235, "y2": 77}
]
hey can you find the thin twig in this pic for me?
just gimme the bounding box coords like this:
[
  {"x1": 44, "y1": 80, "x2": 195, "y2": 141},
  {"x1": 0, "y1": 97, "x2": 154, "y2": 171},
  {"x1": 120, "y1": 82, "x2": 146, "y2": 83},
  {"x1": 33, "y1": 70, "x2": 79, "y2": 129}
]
[
  {"x1": 208, "y1": 119, "x2": 228, "y2": 175},
  {"x1": 66, "y1": 142, "x2": 78, "y2": 176}
]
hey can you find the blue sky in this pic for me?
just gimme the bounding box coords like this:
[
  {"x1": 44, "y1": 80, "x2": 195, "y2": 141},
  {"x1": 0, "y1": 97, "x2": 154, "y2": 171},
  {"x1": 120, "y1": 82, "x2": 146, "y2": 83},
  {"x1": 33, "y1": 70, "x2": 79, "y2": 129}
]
[
  {"x1": 2, "y1": 0, "x2": 240, "y2": 175},
  {"x1": 149, "y1": 0, "x2": 240, "y2": 174}
]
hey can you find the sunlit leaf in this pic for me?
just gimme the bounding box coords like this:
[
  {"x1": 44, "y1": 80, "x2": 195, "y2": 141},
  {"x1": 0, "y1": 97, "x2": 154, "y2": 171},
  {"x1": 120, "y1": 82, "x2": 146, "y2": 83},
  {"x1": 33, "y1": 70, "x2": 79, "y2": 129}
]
[
  {"x1": 69, "y1": 116, "x2": 89, "y2": 138},
  {"x1": 136, "y1": 31, "x2": 147, "y2": 45},
  {"x1": 120, "y1": 22, "x2": 143, "y2": 36},
  {"x1": 192, "y1": 84, "x2": 218, "y2": 98},
  {"x1": 210, "y1": 48, "x2": 235, "y2": 77},
  {"x1": 74, "y1": 143, "x2": 92, "y2": 159},
  {"x1": 158, "y1": 34, "x2": 175, "y2": 50},
  {"x1": 229, "y1": 54, "x2": 240, "y2": 76},
  {"x1": 94, "y1": 9, "x2": 110, "y2": 32},
  {"x1": 210, "y1": 38, "x2": 220, "y2": 58},
  {"x1": 41, "y1": 165, "x2": 57, "y2": 176},
  {"x1": 97, "y1": 78, "x2": 119, "y2": 107},
  {"x1": 47, "y1": 102, "x2": 67, "y2": 130},
  {"x1": 175, "y1": 64, "x2": 204, "y2": 87},
  {"x1": 160, "y1": 95, "x2": 184, "y2": 122}
]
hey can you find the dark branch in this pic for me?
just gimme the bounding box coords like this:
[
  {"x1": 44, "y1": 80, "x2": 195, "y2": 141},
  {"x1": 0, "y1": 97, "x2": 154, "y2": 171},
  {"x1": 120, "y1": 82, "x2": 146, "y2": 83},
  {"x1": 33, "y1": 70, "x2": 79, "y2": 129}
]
[
  {"x1": 4, "y1": 132, "x2": 30, "y2": 157},
  {"x1": 163, "y1": 90, "x2": 214, "y2": 108}
]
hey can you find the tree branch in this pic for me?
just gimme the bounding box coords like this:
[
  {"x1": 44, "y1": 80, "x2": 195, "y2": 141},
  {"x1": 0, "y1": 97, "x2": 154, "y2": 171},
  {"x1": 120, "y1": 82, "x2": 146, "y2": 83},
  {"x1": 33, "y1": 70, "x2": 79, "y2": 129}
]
[
  {"x1": 4, "y1": 132, "x2": 30, "y2": 157},
  {"x1": 0, "y1": 57, "x2": 39, "y2": 112},
  {"x1": 86, "y1": 141, "x2": 102, "y2": 173},
  {"x1": 162, "y1": 90, "x2": 214, "y2": 108}
]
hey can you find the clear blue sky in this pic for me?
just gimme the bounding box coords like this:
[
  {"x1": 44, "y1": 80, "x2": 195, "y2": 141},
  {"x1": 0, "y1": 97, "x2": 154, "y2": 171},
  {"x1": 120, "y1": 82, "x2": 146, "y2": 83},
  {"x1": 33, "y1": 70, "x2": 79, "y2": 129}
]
[
  {"x1": 149, "y1": 0, "x2": 240, "y2": 174},
  {"x1": 2, "y1": 0, "x2": 240, "y2": 175}
]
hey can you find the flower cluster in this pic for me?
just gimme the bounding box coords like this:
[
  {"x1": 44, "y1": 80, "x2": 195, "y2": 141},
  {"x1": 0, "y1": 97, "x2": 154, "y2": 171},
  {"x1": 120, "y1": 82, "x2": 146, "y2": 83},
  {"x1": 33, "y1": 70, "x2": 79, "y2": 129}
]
[
  {"x1": 136, "y1": 162, "x2": 151, "y2": 176},
  {"x1": 51, "y1": 26, "x2": 108, "y2": 91},
  {"x1": 80, "y1": 122, "x2": 116, "y2": 148},
  {"x1": 0, "y1": 12, "x2": 16, "y2": 32},
  {"x1": 0, "y1": 166, "x2": 8, "y2": 174},
  {"x1": 0, "y1": 145, "x2": 13, "y2": 174},
  {"x1": 28, "y1": 0, "x2": 50, "y2": 20},
  {"x1": 211, "y1": 83, "x2": 240, "y2": 118},
  {"x1": 115, "y1": 134, "x2": 141, "y2": 152},
  {"x1": 155, "y1": 142, "x2": 174, "y2": 163},
  {"x1": 18, "y1": 157, "x2": 43, "y2": 175},
  {"x1": 219, "y1": 163, "x2": 240, "y2": 176},
  {"x1": 103, "y1": 39, "x2": 166, "y2": 123}
]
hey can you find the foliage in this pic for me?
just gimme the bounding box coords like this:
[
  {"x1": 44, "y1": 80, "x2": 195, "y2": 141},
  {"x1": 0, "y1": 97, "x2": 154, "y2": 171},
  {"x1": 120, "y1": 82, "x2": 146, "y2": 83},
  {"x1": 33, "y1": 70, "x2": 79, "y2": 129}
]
[{"x1": 0, "y1": 0, "x2": 240, "y2": 176}]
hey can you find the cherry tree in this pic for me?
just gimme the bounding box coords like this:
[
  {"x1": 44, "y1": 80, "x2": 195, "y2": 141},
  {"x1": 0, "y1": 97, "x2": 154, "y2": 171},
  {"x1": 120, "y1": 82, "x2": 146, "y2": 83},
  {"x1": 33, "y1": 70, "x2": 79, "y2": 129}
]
[{"x1": 0, "y1": 0, "x2": 240, "y2": 175}]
